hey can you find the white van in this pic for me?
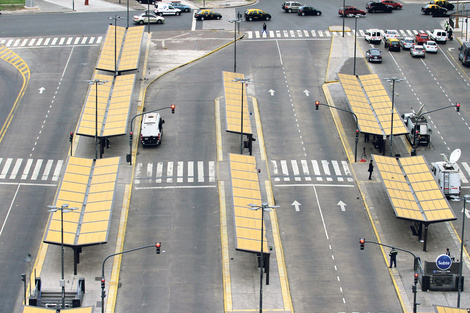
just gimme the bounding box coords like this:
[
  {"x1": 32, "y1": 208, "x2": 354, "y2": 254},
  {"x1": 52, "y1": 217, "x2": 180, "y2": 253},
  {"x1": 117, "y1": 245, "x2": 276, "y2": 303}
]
[
  {"x1": 365, "y1": 29, "x2": 382, "y2": 44},
  {"x1": 430, "y1": 29, "x2": 447, "y2": 43},
  {"x1": 154, "y1": 3, "x2": 181, "y2": 15},
  {"x1": 140, "y1": 113, "x2": 164, "y2": 146}
]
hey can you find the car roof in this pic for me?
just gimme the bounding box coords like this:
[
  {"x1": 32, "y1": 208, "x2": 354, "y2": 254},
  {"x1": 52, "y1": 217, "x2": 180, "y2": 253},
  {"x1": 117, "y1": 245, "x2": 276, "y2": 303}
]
[{"x1": 403, "y1": 37, "x2": 414, "y2": 40}]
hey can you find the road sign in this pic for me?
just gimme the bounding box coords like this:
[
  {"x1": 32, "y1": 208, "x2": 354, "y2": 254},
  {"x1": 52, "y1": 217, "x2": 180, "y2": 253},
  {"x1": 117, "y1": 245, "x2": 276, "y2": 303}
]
[{"x1": 436, "y1": 254, "x2": 452, "y2": 270}]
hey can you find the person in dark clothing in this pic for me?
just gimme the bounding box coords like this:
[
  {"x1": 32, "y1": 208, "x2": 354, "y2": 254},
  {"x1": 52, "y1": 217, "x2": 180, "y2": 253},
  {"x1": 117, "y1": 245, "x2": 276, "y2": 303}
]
[
  {"x1": 389, "y1": 248, "x2": 398, "y2": 268},
  {"x1": 262, "y1": 22, "x2": 267, "y2": 36},
  {"x1": 368, "y1": 160, "x2": 374, "y2": 180}
]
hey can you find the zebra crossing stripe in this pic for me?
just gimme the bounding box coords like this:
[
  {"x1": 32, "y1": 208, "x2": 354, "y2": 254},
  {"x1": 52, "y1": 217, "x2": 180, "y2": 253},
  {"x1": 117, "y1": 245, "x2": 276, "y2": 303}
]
[
  {"x1": 42, "y1": 160, "x2": 54, "y2": 180},
  {"x1": 281, "y1": 160, "x2": 289, "y2": 181},
  {"x1": 291, "y1": 160, "x2": 301, "y2": 181},
  {"x1": 36, "y1": 38, "x2": 43, "y2": 46},
  {"x1": 22, "y1": 159, "x2": 33, "y2": 180},
  {"x1": 1, "y1": 158, "x2": 13, "y2": 179},
  {"x1": 167, "y1": 161, "x2": 174, "y2": 183},
  {"x1": 177, "y1": 161, "x2": 184, "y2": 183},
  {"x1": 52, "y1": 160, "x2": 63, "y2": 181},
  {"x1": 209, "y1": 161, "x2": 215, "y2": 183},
  {"x1": 188, "y1": 161, "x2": 194, "y2": 183},
  {"x1": 59, "y1": 38, "x2": 65, "y2": 45},
  {"x1": 10, "y1": 158, "x2": 22, "y2": 180},
  {"x1": 198, "y1": 161, "x2": 204, "y2": 182},
  {"x1": 271, "y1": 160, "x2": 280, "y2": 182},
  {"x1": 303, "y1": 30, "x2": 309, "y2": 37},
  {"x1": 29, "y1": 38, "x2": 36, "y2": 46},
  {"x1": 459, "y1": 162, "x2": 470, "y2": 184},
  {"x1": 156, "y1": 162, "x2": 163, "y2": 183},
  {"x1": 147, "y1": 163, "x2": 153, "y2": 184},
  {"x1": 342, "y1": 161, "x2": 351, "y2": 176},
  {"x1": 301, "y1": 160, "x2": 311, "y2": 181}
]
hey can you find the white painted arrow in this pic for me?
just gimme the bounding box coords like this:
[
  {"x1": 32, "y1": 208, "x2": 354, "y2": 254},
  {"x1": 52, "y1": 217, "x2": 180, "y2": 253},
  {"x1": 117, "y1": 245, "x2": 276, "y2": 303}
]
[
  {"x1": 291, "y1": 200, "x2": 301, "y2": 212},
  {"x1": 268, "y1": 89, "x2": 275, "y2": 96},
  {"x1": 38, "y1": 87, "x2": 46, "y2": 94},
  {"x1": 337, "y1": 200, "x2": 347, "y2": 212},
  {"x1": 461, "y1": 208, "x2": 470, "y2": 219},
  {"x1": 303, "y1": 90, "x2": 310, "y2": 96},
  {"x1": 448, "y1": 48, "x2": 455, "y2": 52}
]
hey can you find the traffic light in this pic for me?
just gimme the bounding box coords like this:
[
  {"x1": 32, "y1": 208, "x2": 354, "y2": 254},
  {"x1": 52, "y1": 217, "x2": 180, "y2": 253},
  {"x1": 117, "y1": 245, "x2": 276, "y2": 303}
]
[
  {"x1": 359, "y1": 238, "x2": 365, "y2": 250},
  {"x1": 171, "y1": 104, "x2": 175, "y2": 114},
  {"x1": 315, "y1": 101, "x2": 319, "y2": 110},
  {"x1": 130, "y1": 132, "x2": 133, "y2": 142},
  {"x1": 456, "y1": 103, "x2": 460, "y2": 112},
  {"x1": 101, "y1": 278, "x2": 105, "y2": 289},
  {"x1": 156, "y1": 241, "x2": 161, "y2": 254},
  {"x1": 69, "y1": 132, "x2": 74, "y2": 143},
  {"x1": 414, "y1": 273, "x2": 419, "y2": 284}
]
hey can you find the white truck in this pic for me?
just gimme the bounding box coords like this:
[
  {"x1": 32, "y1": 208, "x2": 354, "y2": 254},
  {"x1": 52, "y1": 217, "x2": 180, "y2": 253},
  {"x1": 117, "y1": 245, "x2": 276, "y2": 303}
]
[
  {"x1": 364, "y1": 29, "x2": 382, "y2": 44},
  {"x1": 140, "y1": 112, "x2": 164, "y2": 146},
  {"x1": 431, "y1": 149, "x2": 461, "y2": 197},
  {"x1": 401, "y1": 105, "x2": 431, "y2": 147}
]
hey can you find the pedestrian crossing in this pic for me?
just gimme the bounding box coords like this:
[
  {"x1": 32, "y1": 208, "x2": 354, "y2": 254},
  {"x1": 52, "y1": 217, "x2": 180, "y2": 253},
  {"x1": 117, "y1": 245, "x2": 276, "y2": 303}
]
[
  {"x1": 135, "y1": 161, "x2": 216, "y2": 184},
  {"x1": 0, "y1": 36, "x2": 104, "y2": 48},
  {"x1": 271, "y1": 159, "x2": 354, "y2": 182},
  {"x1": 0, "y1": 157, "x2": 63, "y2": 182},
  {"x1": 245, "y1": 29, "x2": 435, "y2": 40}
]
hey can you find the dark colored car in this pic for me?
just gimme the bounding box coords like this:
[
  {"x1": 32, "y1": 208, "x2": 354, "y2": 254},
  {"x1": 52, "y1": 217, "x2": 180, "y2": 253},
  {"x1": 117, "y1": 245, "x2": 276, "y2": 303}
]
[
  {"x1": 366, "y1": 48, "x2": 382, "y2": 62},
  {"x1": 298, "y1": 6, "x2": 322, "y2": 16},
  {"x1": 194, "y1": 9, "x2": 222, "y2": 20},
  {"x1": 338, "y1": 6, "x2": 366, "y2": 16},
  {"x1": 366, "y1": 1, "x2": 393, "y2": 13},
  {"x1": 382, "y1": 0, "x2": 402, "y2": 9},
  {"x1": 136, "y1": 0, "x2": 155, "y2": 4},
  {"x1": 432, "y1": 0, "x2": 454, "y2": 10},
  {"x1": 421, "y1": 4, "x2": 448, "y2": 16},
  {"x1": 244, "y1": 9, "x2": 271, "y2": 21},
  {"x1": 169, "y1": 1, "x2": 191, "y2": 12},
  {"x1": 384, "y1": 38, "x2": 401, "y2": 51}
]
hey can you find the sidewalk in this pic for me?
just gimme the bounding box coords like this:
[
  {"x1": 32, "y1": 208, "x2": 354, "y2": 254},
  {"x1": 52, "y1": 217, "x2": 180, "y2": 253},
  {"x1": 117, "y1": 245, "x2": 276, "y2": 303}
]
[{"x1": 324, "y1": 34, "x2": 470, "y2": 312}]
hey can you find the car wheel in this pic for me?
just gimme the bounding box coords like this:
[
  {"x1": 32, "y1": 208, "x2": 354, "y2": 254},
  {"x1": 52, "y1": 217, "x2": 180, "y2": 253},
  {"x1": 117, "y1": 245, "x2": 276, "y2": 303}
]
[
  {"x1": 185, "y1": 8, "x2": 189, "y2": 12},
  {"x1": 266, "y1": 16, "x2": 271, "y2": 21},
  {"x1": 317, "y1": 12, "x2": 321, "y2": 15},
  {"x1": 288, "y1": 8, "x2": 292, "y2": 13},
  {"x1": 248, "y1": 16, "x2": 253, "y2": 21},
  {"x1": 200, "y1": 16, "x2": 204, "y2": 20},
  {"x1": 398, "y1": 6, "x2": 402, "y2": 9},
  {"x1": 158, "y1": 12, "x2": 163, "y2": 16},
  {"x1": 139, "y1": 20, "x2": 144, "y2": 24},
  {"x1": 157, "y1": 20, "x2": 162, "y2": 24},
  {"x1": 217, "y1": 16, "x2": 221, "y2": 20},
  {"x1": 176, "y1": 12, "x2": 180, "y2": 16},
  {"x1": 301, "y1": 12, "x2": 305, "y2": 16}
]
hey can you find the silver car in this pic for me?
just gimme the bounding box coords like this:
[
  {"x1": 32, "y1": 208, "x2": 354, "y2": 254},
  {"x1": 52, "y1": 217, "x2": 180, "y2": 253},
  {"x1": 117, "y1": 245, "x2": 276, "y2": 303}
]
[
  {"x1": 410, "y1": 45, "x2": 425, "y2": 58},
  {"x1": 400, "y1": 37, "x2": 414, "y2": 49}
]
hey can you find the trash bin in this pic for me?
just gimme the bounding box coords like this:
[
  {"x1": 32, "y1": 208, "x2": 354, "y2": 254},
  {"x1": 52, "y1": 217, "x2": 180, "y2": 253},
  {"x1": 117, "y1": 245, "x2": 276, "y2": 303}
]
[{"x1": 411, "y1": 149, "x2": 416, "y2": 156}]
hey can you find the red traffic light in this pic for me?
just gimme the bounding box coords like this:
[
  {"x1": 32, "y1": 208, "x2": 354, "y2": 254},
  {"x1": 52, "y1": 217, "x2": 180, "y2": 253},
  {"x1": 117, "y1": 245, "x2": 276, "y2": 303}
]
[
  {"x1": 456, "y1": 103, "x2": 460, "y2": 112},
  {"x1": 359, "y1": 238, "x2": 365, "y2": 250},
  {"x1": 155, "y1": 242, "x2": 161, "y2": 248},
  {"x1": 171, "y1": 104, "x2": 175, "y2": 114},
  {"x1": 315, "y1": 101, "x2": 319, "y2": 110},
  {"x1": 156, "y1": 241, "x2": 161, "y2": 254}
]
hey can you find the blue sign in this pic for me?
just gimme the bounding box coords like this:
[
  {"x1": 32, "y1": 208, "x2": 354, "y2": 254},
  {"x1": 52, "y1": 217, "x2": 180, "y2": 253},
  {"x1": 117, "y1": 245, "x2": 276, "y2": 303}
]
[{"x1": 436, "y1": 254, "x2": 452, "y2": 270}]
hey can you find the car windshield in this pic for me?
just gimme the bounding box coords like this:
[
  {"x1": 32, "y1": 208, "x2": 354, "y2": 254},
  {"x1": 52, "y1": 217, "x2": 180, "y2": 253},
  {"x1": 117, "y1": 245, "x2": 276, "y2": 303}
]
[{"x1": 370, "y1": 50, "x2": 381, "y2": 55}]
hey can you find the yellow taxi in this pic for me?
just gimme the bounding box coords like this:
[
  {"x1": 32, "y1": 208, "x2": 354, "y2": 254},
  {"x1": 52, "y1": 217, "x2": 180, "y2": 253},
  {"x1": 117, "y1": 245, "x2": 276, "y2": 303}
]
[
  {"x1": 244, "y1": 9, "x2": 272, "y2": 21},
  {"x1": 385, "y1": 38, "x2": 401, "y2": 51}
]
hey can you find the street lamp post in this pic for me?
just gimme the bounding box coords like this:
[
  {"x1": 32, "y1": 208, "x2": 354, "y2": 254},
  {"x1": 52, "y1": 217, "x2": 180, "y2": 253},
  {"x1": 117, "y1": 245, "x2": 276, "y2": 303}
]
[
  {"x1": 353, "y1": 15, "x2": 358, "y2": 75},
  {"x1": 229, "y1": 17, "x2": 241, "y2": 73},
  {"x1": 47, "y1": 204, "x2": 78, "y2": 309},
  {"x1": 86, "y1": 79, "x2": 108, "y2": 160},
  {"x1": 109, "y1": 15, "x2": 122, "y2": 77},
  {"x1": 233, "y1": 77, "x2": 253, "y2": 154},
  {"x1": 342, "y1": 0, "x2": 345, "y2": 37},
  {"x1": 457, "y1": 194, "x2": 469, "y2": 307},
  {"x1": 248, "y1": 202, "x2": 279, "y2": 313},
  {"x1": 384, "y1": 77, "x2": 403, "y2": 157}
]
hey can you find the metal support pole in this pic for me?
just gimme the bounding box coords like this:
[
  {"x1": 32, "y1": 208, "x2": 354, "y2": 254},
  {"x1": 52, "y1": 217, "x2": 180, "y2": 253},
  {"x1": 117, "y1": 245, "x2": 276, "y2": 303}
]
[
  {"x1": 95, "y1": 82, "x2": 98, "y2": 160},
  {"x1": 233, "y1": 78, "x2": 253, "y2": 155},
  {"x1": 342, "y1": 0, "x2": 345, "y2": 37},
  {"x1": 457, "y1": 195, "x2": 469, "y2": 307},
  {"x1": 101, "y1": 244, "x2": 159, "y2": 313},
  {"x1": 413, "y1": 275, "x2": 418, "y2": 313},
  {"x1": 353, "y1": 16, "x2": 357, "y2": 76}
]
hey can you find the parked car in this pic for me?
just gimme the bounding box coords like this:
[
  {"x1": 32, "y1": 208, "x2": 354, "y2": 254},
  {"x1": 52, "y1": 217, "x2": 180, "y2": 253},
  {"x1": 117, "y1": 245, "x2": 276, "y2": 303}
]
[
  {"x1": 366, "y1": 48, "x2": 382, "y2": 62},
  {"x1": 382, "y1": 29, "x2": 398, "y2": 40},
  {"x1": 194, "y1": 9, "x2": 222, "y2": 20},
  {"x1": 382, "y1": 0, "x2": 402, "y2": 9},
  {"x1": 364, "y1": 29, "x2": 382, "y2": 44},
  {"x1": 459, "y1": 41, "x2": 470, "y2": 65},
  {"x1": 366, "y1": 1, "x2": 393, "y2": 13},
  {"x1": 298, "y1": 6, "x2": 322, "y2": 16},
  {"x1": 338, "y1": 6, "x2": 366, "y2": 16},
  {"x1": 282, "y1": 1, "x2": 303, "y2": 13},
  {"x1": 136, "y1": 0, "x2": 155, "y2": 4},
  {"x1": 154, "y1": 3, "x2": 181, "y2": 16},
  {"x1": 400, "y1": 37, "x2": 414, "y2": 49},
  {"x1": 133, "y1": 12, "x2": 165, "y2": 24},
  {"x1": 410, "y1": 45, "x2": 425, "y2": 58},
  {"x1": 415, "y1": 32, "x2": 429, "y2": 45},
  {"x1": 385, "y1": 38, "x2": 401, "y2": 51},
  {"x1": 424, "y1": 40, "x2": 438, "y2": 53},
  {"x1": 430, "y1": 29, "x2": 447, "y2": 43},
  {"x1": 421, "y1": 4, "x2": 447, "y2": 16},
  {"x1": 169, "y1": 1, "x2": 191, "y2": 12},
  {"x1": 431, "y1": 0, "x2": 454, "y2": 10},
  {"x1": 244, "y1": 9, "x2": 271, "y2": 21}
]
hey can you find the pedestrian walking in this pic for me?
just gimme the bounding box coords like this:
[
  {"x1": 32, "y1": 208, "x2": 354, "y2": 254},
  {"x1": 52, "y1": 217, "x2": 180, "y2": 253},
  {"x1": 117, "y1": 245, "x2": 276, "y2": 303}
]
[
  {"x1": 446, "y1": 248, "x2": 451, "y2": 256},
  {"x1": 389, "y1": 248, "x2": 398, "y2": 268},
  {"x1": 368, "y1": 159, "x2": 374, "y2": 180},
  {"x1": 262, "y1": 22, "x2": 267, "y2": 36}
]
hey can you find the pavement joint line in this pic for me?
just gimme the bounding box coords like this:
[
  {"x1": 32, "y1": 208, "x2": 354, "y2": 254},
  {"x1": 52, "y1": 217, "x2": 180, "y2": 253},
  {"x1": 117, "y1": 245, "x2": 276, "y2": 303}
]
[
  {"x1": 275, "y1": 183, "x2": 355, "y2": 188},
  {"x1": 215, "y1": 97, "x2": 224, "y2": 162}
]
